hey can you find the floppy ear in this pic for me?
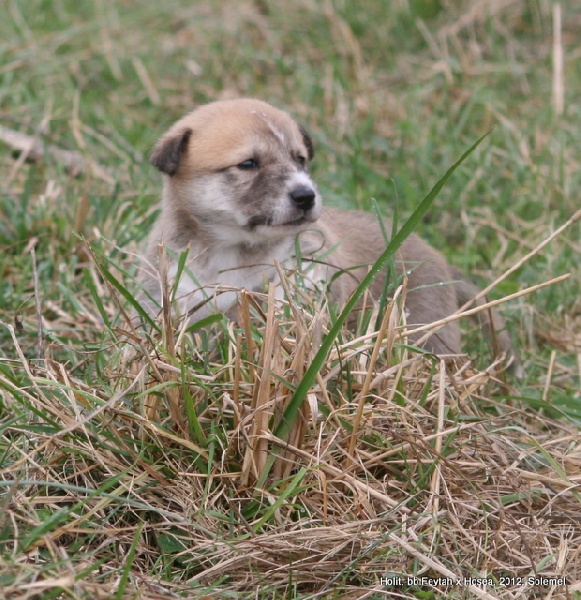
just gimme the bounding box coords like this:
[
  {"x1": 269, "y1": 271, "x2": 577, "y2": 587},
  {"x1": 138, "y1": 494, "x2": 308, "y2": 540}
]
[
  {"x1": 150, "y1": 127, "x2": 193, "y2": 175},
  {"x1": 299, "y1": 125, "x2": 314, "y2": 161}
]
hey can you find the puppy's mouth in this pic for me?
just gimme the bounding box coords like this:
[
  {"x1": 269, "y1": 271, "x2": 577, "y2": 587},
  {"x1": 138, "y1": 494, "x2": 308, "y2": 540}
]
[{"x1": 247, "y1": 214, "x2": 314, "y2": 229}]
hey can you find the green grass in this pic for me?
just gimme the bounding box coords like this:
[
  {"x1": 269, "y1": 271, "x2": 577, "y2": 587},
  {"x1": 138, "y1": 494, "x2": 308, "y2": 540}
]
[{"x1": 1, "y1": 0, "x2": 580, "y2": 598}]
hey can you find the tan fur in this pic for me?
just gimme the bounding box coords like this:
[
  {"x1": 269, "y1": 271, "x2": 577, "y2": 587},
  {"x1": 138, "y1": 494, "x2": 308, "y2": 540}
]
[{"x1": 137, "y1": 98, "x2": 518, "y2": 365}]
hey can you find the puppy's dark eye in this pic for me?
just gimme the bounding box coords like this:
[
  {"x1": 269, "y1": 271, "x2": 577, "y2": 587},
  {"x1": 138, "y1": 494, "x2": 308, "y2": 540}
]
[
  {"x1": 297, "y1": 155, "x2": 307, "y2": 167},
  {"x1": 237, "y1": 159, "x2": 259, "y2": 170}
]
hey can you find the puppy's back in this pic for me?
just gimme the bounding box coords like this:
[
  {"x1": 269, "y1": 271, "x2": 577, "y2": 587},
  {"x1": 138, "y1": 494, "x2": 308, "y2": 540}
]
[{"x1": 302, "y1": 207, "x2": 517, "y2": 364}]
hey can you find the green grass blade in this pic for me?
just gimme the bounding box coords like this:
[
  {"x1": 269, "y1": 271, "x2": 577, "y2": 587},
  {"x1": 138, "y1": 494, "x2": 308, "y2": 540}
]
[
  {"x1": 99, "y1": 259, "x2": 156, "y2": 328},
  {"x1": 116, "y1": 521, "x2": 144, "y2": 600},
  {"x1": 251, "y1": 467, "x2": 308, "y2": 533}
]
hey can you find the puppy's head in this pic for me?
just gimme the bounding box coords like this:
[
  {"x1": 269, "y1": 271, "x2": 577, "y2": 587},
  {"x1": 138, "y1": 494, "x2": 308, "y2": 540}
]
[{"x1": 150, "y1": 98, "x2": 321, "y2": 244}]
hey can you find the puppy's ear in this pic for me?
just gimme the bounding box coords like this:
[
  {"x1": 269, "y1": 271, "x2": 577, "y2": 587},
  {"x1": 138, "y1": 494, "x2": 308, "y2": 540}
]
[
  {"x1": 299, "y1": 125, "x2": 314, "y2": 161},
  {"x1": 150, "y1": 127, "x2": 193, "y2": 175}
]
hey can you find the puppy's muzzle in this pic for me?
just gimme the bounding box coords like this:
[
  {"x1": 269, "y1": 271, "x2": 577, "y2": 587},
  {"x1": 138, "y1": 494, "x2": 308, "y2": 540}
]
[{"x1": 290, "y1": 185, "x2": 316, "y2": 212}]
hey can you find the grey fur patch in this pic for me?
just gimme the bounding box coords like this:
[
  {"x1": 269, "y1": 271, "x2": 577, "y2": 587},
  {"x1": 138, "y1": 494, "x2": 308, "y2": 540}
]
[{"x1": 298, "y1": 125, "x2": 314, "y2": 160}]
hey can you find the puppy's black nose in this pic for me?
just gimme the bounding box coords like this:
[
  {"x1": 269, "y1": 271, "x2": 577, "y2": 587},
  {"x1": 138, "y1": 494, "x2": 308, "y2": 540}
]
[{"x1": 290, "y1": 185, "x2": 316, "y2": 211}]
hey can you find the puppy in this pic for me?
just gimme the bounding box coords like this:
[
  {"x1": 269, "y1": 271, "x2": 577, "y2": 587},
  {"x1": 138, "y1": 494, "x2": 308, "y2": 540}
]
[{"x1": 137, "y1": 98, "x2": 516, "y2": 363}]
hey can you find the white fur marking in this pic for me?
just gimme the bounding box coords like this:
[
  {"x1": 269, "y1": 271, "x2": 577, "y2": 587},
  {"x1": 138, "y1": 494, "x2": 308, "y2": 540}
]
[{"x1": 258, "y1": 112, "x2": 287, "y2": 145}]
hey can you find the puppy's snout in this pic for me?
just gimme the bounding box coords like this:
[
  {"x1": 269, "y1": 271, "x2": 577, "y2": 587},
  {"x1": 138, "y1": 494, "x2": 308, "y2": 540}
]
[{"x1": 290, "y1": 185, "x2": 316, "y2": 212}]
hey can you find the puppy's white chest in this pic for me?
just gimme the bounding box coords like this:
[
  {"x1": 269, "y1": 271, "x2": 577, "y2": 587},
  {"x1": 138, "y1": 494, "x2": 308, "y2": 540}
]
[{"x1": 168, "y1": 244, "x2": 285, "y2": 321}]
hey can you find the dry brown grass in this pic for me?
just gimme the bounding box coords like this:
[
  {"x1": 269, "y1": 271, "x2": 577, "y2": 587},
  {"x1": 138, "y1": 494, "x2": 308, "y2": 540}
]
[{"x1": 3, "y1": 261, "x2": 579, "y2": 598}]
